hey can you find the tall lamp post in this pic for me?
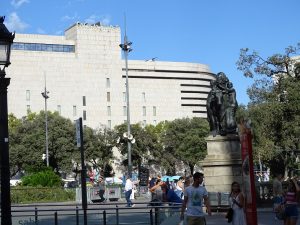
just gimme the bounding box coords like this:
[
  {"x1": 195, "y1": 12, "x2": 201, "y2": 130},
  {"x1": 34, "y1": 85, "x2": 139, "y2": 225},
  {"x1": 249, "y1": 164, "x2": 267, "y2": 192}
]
[
  {"x1": 0, "y1": 16, "x2": 15, "y2": 225},
  {"x1": 41, "y1": 75, "x2": 49, "y2": 167},
  {"x1": 119, "y1": 31, "x2": 133, "y2": 178}
]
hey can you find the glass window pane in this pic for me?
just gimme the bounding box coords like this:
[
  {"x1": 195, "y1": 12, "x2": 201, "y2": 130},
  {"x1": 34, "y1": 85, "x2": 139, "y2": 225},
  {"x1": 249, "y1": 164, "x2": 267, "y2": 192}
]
[
  {"x1": 57, "y1": 105, "x2": 61, "y2": 115},
  {"x1": 123, "y1": 106, "x2": 127, "y2": 116},
  {"x1": 73, "y1": 105, "x2": 77, "y2": 117},
  {"x1": 83, "y1": 96, "x2": 86, "y2": 106},
  {"x1": 26, "y1": 90, "x2": 30, "y2": 101},
  {"x1": 153, "y1": 106, "x2": 156, "y2": 116},
  {"x1": 123, "y1": 92, "x2": 126, "y2": 102},
  {"x1": 83, "y1": 110, "x2": 87, "y2": 120},
  {"x1": 106, "y1": 78, "x2": 110, "y2": 88},
  {"x1": 107, "y1": 106, "x2": 111, "y2": 116}
]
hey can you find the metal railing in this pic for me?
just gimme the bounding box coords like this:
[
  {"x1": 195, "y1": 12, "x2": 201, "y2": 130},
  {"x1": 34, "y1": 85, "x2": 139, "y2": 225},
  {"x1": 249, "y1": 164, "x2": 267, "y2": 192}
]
[{"x1": 10, "y1": 202, "x2": 181, "y2": 225}]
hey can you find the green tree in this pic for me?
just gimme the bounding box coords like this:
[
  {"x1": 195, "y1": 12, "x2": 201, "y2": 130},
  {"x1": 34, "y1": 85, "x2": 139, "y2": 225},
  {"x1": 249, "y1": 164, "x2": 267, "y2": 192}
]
[
  {"x1": 162, "y1": 117, "x2": 209, "y2": 175},
  {"x1": 9, "y1": 111, "x2": 78, "y2": 175},
  {"x1": 236, "y1": 43, "x2": 300, "y2": 175},
  {"x1": 82, "y1": 126, "x2": 116, "y2": 177},
  {"x1": 114, "y1": 123, "x2": 162, "y2": 172}
]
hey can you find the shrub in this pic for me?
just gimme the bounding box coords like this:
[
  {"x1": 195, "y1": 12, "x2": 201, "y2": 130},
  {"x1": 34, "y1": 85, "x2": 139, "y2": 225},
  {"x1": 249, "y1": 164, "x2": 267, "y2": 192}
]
[
  {"x1": 21, "y1": 170, "x2": 62, "y2": 187},
  {"x1": 11, "y1": 186, "x2": 75, "y2": 203}
]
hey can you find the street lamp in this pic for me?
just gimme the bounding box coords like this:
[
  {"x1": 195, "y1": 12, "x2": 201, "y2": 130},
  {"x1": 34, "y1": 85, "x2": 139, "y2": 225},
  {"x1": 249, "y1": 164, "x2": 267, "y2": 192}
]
[
  {"x1": 41, "y1": 74, "x2": 49, "y2": 167},
  {"x1": 0, "y1": 16, "x2": 15, "y2": 225},
  {"x1": 119, "y1": 30, "x2": 133, "y2": 178}
]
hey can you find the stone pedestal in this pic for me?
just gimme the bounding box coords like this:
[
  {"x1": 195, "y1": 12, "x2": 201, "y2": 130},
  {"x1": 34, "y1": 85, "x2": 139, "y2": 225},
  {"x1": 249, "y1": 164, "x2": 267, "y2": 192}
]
[{"x1": 201, "y1": 134, "x2": 242, "y2": 193}]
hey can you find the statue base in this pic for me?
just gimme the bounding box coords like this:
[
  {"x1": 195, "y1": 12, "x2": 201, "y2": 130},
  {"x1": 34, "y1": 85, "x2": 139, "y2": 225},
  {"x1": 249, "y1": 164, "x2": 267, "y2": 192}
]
[{"x1": 201, "y1": 134, "x2": 242, "y2": 193}]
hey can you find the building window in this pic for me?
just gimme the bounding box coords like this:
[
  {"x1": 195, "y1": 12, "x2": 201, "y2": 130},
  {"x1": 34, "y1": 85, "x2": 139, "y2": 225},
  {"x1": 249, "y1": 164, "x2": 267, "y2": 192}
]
[
  {"x1": 83, "y1": 96, "x2": 86, "y2": 106},
  {"x1": 142, "y1": 120, "x2": 147, "y2": 127},
  {"x1": 26, "y1": 90, "x2": 30, "y2": 101},
  {"x1": 73, "y1": 105, "x2": 77, "y2": 117},
  {"x1": 57, "y1": 105, "x2": 61, "y2": 115},
  {"x1": 107, "y1": 92, "x2": 111, "y2": 102},
  {"x1": 124, "y1": 120, "x2": 127, "y2": 124},
  {"x1": 153, "y1": 120, "x2": 157, "y2": 125},
  {"x1": 83, "y1": 110, "x2": 87, "y2": 120},
  {"x1": 26, "y1": 105, "x2": 30, "y2": 111},
  {"x1": 143, "y1": 106, "x2": 146, "y2": 116},
  {"x1": 12, "y1": 42, "x2": 75, "y2": 53},
  {"x1": 142, "y1": 92, "x2": 146, "y2": 102},
  {"x1": 107, "y1": 106, "x2": 111, "y2": 116},
  {"x1": 123, "y1": 106, "x2": 127, "y2": 116},
  {"x1": 108, "y1": 120, "x2": 111, "y2": 129},
  {"x1": 153, "y1": 106, "x2": 157, "y2": 116},
  {"x1": 106, "y1": 78, "x2": 110, "y2": 88},
  {"x1": 123, "y1": 92, "x2": 126, "y2": 102}
]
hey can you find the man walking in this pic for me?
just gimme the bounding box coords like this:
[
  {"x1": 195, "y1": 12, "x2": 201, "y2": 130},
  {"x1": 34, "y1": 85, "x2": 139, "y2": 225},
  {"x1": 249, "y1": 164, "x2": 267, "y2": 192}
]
[
  {"x1": 180, "y1": 172, "x2": 211, "y2": 225},
  {"x1": 125, "y1": 176, "x2": 135, "y2": 207}
]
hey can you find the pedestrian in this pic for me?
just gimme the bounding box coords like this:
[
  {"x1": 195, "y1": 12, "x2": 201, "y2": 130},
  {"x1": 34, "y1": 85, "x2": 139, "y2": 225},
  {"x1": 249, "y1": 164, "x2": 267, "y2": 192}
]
[
  {"x1": 229, "y1": 181, "x2": 246, "y2": 225},
  {"x1": 175, "y1": 176, "x2": 185, "y2": 199},
  {"x1": 180, "y1": 172, "x2": 211, "y2": 225},
  {"x1": 124, "y1": 176, "x2": 135, "y2": 207},
  {"x1": 283, "y1": 178, "x2": 300, "y2": 225},
  {"x1": 273, "y1": 173, "x2": 284, "y2": 215},
  {"x1": 97, "y1": 176, "x2": 106, "y2": 202},
  {"x1": 149, "y1": 179, "x2": 164, "y2": 206}
]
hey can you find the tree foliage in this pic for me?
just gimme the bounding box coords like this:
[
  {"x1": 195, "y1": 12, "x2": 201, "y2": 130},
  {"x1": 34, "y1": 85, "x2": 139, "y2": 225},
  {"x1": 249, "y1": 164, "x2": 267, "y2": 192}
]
[
  {"x1": 114, "y1": 123, "x2": 162, "y2": 170},
  {"x1": 236, "y1": 43, "x2": 300, "y2": 175},
  {"x1": 9, "y1": 111, "x2": 116, "y2": 177},
  {"x1": 161, "y1": 117, "x2": 209, "y2": 174}
]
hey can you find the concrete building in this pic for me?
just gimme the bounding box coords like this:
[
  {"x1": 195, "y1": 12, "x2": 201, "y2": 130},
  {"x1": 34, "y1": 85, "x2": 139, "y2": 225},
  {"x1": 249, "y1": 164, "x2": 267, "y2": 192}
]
[{"x1": 6, "y1": 22, "x2": 215, "y2": 129}]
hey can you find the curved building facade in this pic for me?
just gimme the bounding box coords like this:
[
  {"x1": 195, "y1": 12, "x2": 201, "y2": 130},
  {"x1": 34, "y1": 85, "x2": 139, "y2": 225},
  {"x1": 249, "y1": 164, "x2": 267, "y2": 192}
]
[{"x1": 6, "y1": 22, "x2": 215, "y2": 129}]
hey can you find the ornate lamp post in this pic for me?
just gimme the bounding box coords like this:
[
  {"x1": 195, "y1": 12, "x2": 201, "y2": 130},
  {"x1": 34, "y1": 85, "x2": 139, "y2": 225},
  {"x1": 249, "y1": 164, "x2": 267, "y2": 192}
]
[
  {"x1": 119, "y1": 32, "x2": 133, "y2": 178},
  {"x1": 0, "y1": 16, "x2": 15, "y2": 225},
  {"x1": 41, "y1": 75, "x2": 49, "y2": 167}
]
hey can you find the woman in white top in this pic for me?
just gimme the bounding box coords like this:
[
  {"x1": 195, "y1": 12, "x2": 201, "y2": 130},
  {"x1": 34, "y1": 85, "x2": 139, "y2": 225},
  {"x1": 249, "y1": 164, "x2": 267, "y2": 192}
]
[{"x1": 229, "y1": 181, "x2": 246, "y2": 225}]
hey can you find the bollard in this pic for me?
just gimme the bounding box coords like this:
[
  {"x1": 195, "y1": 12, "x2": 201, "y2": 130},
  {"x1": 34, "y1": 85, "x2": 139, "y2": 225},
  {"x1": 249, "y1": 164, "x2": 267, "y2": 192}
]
[
  {"x1": 116, "y1": 205, "x2": 119, "y2": 225},
  {"x1": 103, "y1": 210, "x2": 107, "y2": 225},
  {"x1": 34, "y1": 207, "x2": 38, "y2": 224},
  {"x1": 54, "y1": 212, "x2": 58, "y2": 225},
  {"x1": 76, "y1": 206, "x2": 79, "y2": 225},
  {"x1": 154, "y1": 207, "x2": 159, "y2": 225},
  {"x1": 150, "y1": 209, "x2": 153, "y2": 225}
]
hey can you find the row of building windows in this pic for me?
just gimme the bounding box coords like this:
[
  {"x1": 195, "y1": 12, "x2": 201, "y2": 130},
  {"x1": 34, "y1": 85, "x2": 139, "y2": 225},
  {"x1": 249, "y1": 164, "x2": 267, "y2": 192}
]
[
  {"x1": 27, "y1": 104, "x2": 154, "y2": 129},
  {"x1": 107, "y1": 119, "x2": 156, "y2": 129},
  {"x1": 26, "y1": 91, "x2": 156, "y2": 116},
  {"x1": 26, "y1": 104, "x2": 156, "y2": 118},
  {"x1": 106, "y1": 92, "x2": 147, "y2": 103},
  {"x1": 26, "y1": 88, "x2": 147, "y2": 105},
  {"x1": 12, "y1": 42, "x2": 75, "y2": 53}
]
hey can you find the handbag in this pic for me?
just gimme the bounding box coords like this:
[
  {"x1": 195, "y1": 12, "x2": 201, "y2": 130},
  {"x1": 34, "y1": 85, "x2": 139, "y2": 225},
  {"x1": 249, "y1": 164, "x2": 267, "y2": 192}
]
[{"x1": 225, "y1": 207, "x2": 234, "y2": 223}]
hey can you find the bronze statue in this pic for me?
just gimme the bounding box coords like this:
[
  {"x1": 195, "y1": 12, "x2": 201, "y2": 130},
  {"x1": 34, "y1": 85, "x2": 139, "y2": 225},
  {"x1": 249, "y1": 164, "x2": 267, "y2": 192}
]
[{"x1": 206, "y1": 72, "x2": 238, "y2": 136}]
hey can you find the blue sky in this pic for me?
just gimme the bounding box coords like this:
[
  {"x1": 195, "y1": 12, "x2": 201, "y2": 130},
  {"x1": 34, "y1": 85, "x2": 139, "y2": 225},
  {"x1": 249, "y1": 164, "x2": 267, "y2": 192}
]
[{"x1": 1, "y1": 0, "x2": 300, "y2": 105}]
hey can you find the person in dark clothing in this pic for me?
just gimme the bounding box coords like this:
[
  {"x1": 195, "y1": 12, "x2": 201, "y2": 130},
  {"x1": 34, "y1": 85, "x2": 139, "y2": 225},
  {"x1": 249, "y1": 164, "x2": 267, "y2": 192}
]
[
  {"x1": 166, "y1": 187, "x2": 183, "y2": 204},
  {"x1": 98, "y1": 176, "x2": 106, "y2": 202}
]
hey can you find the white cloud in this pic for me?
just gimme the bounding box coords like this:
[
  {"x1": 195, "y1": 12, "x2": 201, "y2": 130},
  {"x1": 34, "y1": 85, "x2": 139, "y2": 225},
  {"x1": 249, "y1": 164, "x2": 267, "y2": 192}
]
[
  {"x1": 84, "y1": 14, "x2": 111, "y2": 25},
  {"x1": 5, "y1": 12, "x2": 29, "y2": 32},
  {"x1": 61, "y1": 13, "x2": 79, "y2": 22},
  {"x1": 11, "y1": 0, "x2": 30, "y2": 8}
]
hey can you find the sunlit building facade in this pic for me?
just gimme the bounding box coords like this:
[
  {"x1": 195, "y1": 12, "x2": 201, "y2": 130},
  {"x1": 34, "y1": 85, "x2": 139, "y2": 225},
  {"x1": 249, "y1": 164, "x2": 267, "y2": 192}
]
[{"x1": 7, "y1": 23, "x2": 215, "y2": 129}]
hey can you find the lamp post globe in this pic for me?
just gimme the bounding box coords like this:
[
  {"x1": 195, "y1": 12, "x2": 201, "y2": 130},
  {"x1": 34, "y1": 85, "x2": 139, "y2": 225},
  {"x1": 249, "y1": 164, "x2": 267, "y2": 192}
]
[{"x1": 0, "y1": 15, "x2": 15, "y2": 225}]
